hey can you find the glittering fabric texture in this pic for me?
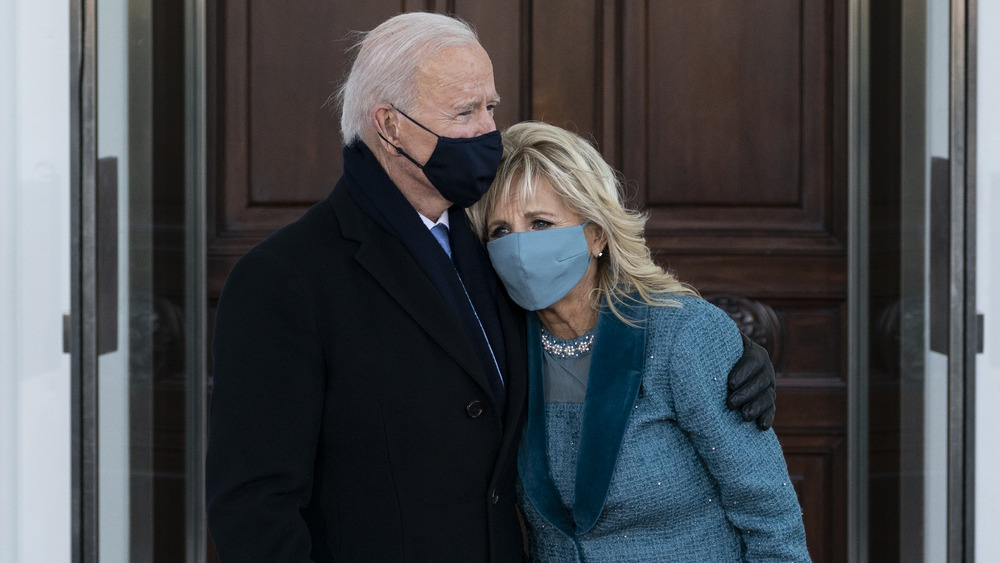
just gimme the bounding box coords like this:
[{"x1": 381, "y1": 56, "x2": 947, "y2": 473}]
[{"x1": 517, "y1": 296, "x2": 811, "y2": 562}]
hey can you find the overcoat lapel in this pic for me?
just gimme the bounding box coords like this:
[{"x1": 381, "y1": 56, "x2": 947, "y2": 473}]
[
  {"x1": 491, "y1": 289, "x2": 528, "y2": 472},
  {"x1": 517, "y1": 303, "x2": 648, "y2": 536},
  {"x1": 329, "y1": 187, "x2": 497, "y2": 403}
]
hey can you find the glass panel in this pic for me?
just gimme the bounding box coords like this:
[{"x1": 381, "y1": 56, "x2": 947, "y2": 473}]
[
  {"x1": 868, "y1": 0, "x2": 955, "y2": 559},
  {"x1": 95, "y1": 0, "x2": 193, "y2": 559},
  {"x1": 915, "y1": 2, "x2": 952, "y2": 559},
  {"x1": 96, "y1": 0, "x2": 152, "y2": 559}
]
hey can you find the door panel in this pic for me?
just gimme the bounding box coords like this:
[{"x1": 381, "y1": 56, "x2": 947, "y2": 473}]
[
  {"x1": 213, "y1": 1, "x2": 390, "y2": 242},
  {"x1": 207, "y1": 2, "x2": 849, "y2": 560},
  {"x1": 642, "y1": 1, "x2": 812, "y2": 207}
]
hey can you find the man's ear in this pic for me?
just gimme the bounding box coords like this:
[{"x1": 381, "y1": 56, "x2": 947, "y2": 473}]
[{"x1": 372, "y1": 103, "x2": 400, "y2": 151}]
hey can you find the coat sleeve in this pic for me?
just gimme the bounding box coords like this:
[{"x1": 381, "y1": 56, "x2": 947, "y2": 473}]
[
  {"x1": 664, "y1": 300, "x2": 811, "y2": 562},
  {"x1": 206, "y1": 246, "x2": 326, "y2": 562}
]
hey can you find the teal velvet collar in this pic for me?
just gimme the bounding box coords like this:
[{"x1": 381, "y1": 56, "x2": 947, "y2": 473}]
[{"x1": 518, "y1": 302, "x2": 649, "y2": 536}]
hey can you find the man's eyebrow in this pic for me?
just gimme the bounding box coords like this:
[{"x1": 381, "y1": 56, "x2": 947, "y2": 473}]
[{"x1": 454, "y1": 97, "x2": 501, "y2": 112}]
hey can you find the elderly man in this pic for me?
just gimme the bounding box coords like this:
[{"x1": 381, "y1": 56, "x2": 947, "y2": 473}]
[{"x1": 205, "y1": 11, "x2": 776, "y2": 562}]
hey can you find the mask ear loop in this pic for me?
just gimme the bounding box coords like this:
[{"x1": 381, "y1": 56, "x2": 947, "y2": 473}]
[
  {"x1": 391, "y1": 104, "x2": 441, "y2": 138},
  {"x1": 581, "y1": 221, "x2": 598, "y2": 262},
  {"x1": 376, "y1": 130, "x2": 425, "y2": 169},
  {"x1": 376, "y1": 104, "x2": 442, "y2": 169}
]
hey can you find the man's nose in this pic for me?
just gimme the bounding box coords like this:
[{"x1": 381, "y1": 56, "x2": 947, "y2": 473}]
[{"x1": 474, "y1": 109, "x2": 497, "y2": 136}]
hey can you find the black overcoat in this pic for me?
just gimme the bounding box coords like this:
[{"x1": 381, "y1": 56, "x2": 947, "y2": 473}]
[{"x1": 206, "y1": 179, "x2": 528, "y2": 562}]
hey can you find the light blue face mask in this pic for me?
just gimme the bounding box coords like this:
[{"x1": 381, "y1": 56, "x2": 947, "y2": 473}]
[{"x1": 486, "y1": 223, "x2": 592, "y2": 311}]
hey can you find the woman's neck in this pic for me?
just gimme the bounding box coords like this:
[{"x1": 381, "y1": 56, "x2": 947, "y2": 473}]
[{"x1": 537, "y1": 285, "x2": 599, "y2": 340}]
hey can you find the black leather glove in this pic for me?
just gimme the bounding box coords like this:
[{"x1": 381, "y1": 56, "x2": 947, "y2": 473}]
[{"x1": 725, "y1": 333, "x2": 776, "y2": 430}]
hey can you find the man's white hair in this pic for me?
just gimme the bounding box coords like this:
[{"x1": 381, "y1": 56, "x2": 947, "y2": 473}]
[{"x1": 336, "y1": 12, "x2": 481, "y2": 146}]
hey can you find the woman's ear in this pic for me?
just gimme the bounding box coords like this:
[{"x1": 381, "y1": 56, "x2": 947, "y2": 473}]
[{"x1": 587, "y1": 223, "x2": 608, "y2": 259}]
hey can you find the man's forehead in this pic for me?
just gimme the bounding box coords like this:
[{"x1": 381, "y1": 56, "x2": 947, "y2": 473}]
[
  {"x1": 415, "y1": 50, "x2": 498, "y2": 106},
  {"x1": 417, "y1": 45, "x2": 491, "y2": 78}
]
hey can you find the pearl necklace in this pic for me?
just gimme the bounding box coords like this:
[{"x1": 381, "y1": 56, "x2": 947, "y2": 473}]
[{"x1": 540, "y1": 327, "x2": 595, "y2": 359}]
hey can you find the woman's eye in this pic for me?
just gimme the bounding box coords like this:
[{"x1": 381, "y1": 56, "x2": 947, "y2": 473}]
[
  {"x1": 531, "y1": 220, "x2": 553, "y2": 230},
  {"x1": 488, "y1": 226, "x2": 510, "y2": 240}
]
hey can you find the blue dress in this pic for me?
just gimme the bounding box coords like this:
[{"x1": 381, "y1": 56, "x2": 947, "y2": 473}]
[{"x1": 516, "y1": 295, "x2": 811, "y2": 562}]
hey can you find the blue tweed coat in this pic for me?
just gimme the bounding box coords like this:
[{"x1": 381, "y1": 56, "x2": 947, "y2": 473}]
[{"x1": 517, "y1": 295, "x2": 810, "y2": 562}]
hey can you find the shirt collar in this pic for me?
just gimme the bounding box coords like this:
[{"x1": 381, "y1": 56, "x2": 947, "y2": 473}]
[{"x1": 418, "y1": 210, "x2": 451, "y2": 231}]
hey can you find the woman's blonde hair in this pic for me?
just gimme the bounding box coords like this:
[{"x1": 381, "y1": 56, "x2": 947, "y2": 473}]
[{"x1": 467, "y1": 121, "x2": 698, "y2": 323}]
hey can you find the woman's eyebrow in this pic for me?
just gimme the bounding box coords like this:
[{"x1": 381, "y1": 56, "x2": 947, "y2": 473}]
[{"x1": 521, "y1": 210, "x2": 559, "y2": 220}]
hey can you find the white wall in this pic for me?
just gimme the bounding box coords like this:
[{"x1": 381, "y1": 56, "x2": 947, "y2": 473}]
[
  {"x1": 975, "y1": 1, "x2": 1000, "y2": 560},
  {"x1": 0, "y1": 1, "x2": 73, "y2": 562}
]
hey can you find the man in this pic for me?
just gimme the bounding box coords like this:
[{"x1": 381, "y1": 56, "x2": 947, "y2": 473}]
[{"x1": 206, "y1": 12, "x2": 775, "y2": 562}]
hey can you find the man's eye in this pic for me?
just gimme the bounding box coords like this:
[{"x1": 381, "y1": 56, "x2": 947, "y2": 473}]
[{"x1": 486, "y1": 105, "x2": 496, "y2": 114}]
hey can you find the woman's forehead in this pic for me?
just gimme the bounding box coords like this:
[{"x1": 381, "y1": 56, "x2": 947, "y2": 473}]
[{"x1": 491, "y1": 176, "x2": 569, "y2": 216}]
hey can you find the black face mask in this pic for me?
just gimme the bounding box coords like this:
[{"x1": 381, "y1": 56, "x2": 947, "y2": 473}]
[{"x1": 377, "y1": 104, "x2": 503, "y2": 208}]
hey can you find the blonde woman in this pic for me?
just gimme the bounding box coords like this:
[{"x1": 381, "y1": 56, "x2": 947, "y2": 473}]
[{"x1": 468, "y1": 121, "x2": 810, "y2": 561}]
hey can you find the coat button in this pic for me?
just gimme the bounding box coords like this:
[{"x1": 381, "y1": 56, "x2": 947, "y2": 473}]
[
  {"x1": 491, "y1": 489, "x2": 500, "y2": 505},
  {"x1": 466, "y1": 400, "x2": 484, "y2": 418}
]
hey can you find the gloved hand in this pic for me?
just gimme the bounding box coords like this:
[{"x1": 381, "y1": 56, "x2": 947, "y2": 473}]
[{"x1": 726, "y1": 333, "x2": 777, "y2": 430}]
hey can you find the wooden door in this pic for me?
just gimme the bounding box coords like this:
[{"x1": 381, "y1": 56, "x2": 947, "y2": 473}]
[{"x1": 207, "y1": 2, "x2": 849, "y2": 561}]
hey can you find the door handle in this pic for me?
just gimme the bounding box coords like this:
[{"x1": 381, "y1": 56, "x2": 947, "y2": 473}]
[
  {"x1": 97, "y1": 156, "x2": 118, "y2": 355},
  {"x1": 62, "y1": 156, "x2": 119, "y2": 355},
  {"x1": 929, "y1": 156, "x2": 948, "y2": 355}
]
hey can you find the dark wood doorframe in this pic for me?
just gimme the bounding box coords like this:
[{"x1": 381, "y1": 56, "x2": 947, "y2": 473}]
[
  {"x1": 949, "y1": 0, "x2": 976, "y2": 557},
  {"x1": 846, "y1": 0, "x2": 870, "y2": 559},
  {"x1": 183, "y1": 0, "x2": 209, "y2": 560},
  {"x1": 69, "y1": 0, "x2": 99, "y2": 559}
]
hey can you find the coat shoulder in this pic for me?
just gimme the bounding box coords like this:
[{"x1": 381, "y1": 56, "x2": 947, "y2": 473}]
[
  {"x1": 646, "y1": 295, "x2": 739, "y2": 341},
  {"x1": 644, "y1": 294, "x2": 742, "y2": 379}
]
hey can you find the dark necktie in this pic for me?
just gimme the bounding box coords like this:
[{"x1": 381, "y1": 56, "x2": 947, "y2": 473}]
[{"x1": 429, "y1": 222, "x2": 504, "y2": 390}]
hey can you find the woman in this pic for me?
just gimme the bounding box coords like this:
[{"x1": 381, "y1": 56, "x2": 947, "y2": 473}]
[{"x1": 467, "y1": 121, "x2": 810, "y2": 561}]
